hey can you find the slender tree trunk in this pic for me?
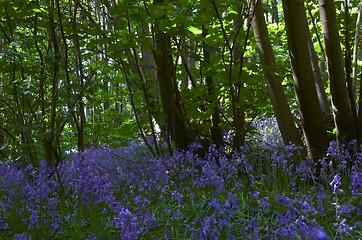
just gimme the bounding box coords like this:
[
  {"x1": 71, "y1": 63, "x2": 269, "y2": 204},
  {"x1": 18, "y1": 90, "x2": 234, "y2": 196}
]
[
  {"x1": 353, "y1": 0, "x2": 362, "y2": 102},
  {"x1": 103, "y1": 80, "x2": 110, "y2": 111},
  {"x1": 343, "y1": 0, "x2": 359, "y2": 139},
  {"x1": 202, "y1": 26, "x2": 223, "y2": 148},
  {"x1": 141, "y1": 23, "x2": 162, "y2": 127},
  {"x1": 232, "y1": 2, "x2": 246, "y2": 151},
  {"x1": 318, "y1": 0, "x2": 356, "y2": 143},
  {"x1": 183, "y1": 39, "x2": 196, "y2": 89},
  {"x1": 305, "y1": 18, "x2": 331, "y2": 116},
  {"x1": 153, "y1": 0, "x2": 189, "y2": 150},
  {"x1": 45, "y1": 0, "x2": 61, "y2": 169},
  {"x1": 304, "y1": 6, "x2": 334, "y2": 136},
  {"x1": 249, "y1": 0, "x2": 302, "y2": 147},
  {"x1": 282, "y1": 0, "x2": 329, "y2": 162},
  {"x1": 73, "y1": 0, "x2": 86, "y2": 152},
  {"x1": 272, "y1": 0, "x2": 279, "y2": 24},
  {"x1": 353, "y1": 1, "x2": 362, "y2": 141}
]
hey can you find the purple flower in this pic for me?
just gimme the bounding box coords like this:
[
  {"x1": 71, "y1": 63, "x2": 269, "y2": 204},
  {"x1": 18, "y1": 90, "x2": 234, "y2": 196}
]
[
  {"x1": 86, "y1": 231, "x2": 97, "y2": 240},
  {"x1": 171, "y1": 191, "x2": 183, "y2": 204},
  {"x1": 330, "y1": 174, "x2": 341, "y2": 194},
  {"x1": 311, "y1": 229, "x2": 329, "y2": 240},
  {"x1": 28, "y1": 210, "x2": 39, "y2": 230},
  {"x1": 170, "y1": 210, "x2": 183, "y2": 220},
  {"x1": 318, "y1": 203, "x2": 326, "y2": 217},
  {"x1": 112, "y1": 206, "x2": 140, "y2": 239},
  {"x1": 13, "y1": 232, "x2": 31, "y2": 240},
  {"x1": 209, "y1": 198, "x2": 221, "y2": 210},
  {"x1": 300, "y1": 200, "x2": 317, "y2": 215},
  {"x1": 351, "y1": 171, "x2": 362, "y2": 195},
  {"x1": 196, "y1": 214, "x2": 218, "y2": 240},
  {"x1": 81, "y1": 219, "x2": 87, "y2": 227},
  {"x1": 257, "y1": 197, "x2": 270, "y2": 213},
  {"x1": 165, "y1": 229, "x2": 171, "y2": 240},
  {"x1": 218, "y1": 218, "x2": 228, "y2": 227},
  {"x1": 341, "y1": 202, "x2": 355, "y2": 217},
  {"x1": 334, "y1": 218, "x2": 353, "y2": 236}
]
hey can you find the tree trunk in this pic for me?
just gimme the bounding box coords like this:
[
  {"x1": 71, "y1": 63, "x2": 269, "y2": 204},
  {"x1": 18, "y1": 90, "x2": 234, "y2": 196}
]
[
  {"x1": 232, "y1": 2, "x2": 246, "y2": 151},
  {"x1": 183, "y1": 40, "x2": 196, "y2": 89},
  {"x1": 355, "y1": 2, "x2": 362, "y2": 139},
  {"x1": 305, "y1": 18, "x2": 331, "y2": 116},
  {"x1": 153, "y1": 0, "x2": 189, "y2": 150},
  {"x1": 141, "y1": 23, "x2": 162, "y2": 128},
  {"x1": 272, "y1": 0, "x2": 279, "y2": 24},
  {"x1": 304, "y1": 8, "x2": 334, "y2": 136},
  {"x1": 249, "y1": 0, "x2": 303, "y2": 147},
  {"x1": 353, "y1": 0, "x2": 362, "y2": 102},
  {"x1": 343, "y1": 0, "x2": 359, "y2": 139},
  {"x1": 46, "y1": 0, "x2": 61, "y2": 169},
  {"x1": 282, "y1": 0, "x2": 329, "y2": 161},
  {"x1": 72, "y1": 0, "x2": 86, "y2": 152},
  {"x1": 318, "y1": 0, "x2": 356, "y2": 143},
  {"x1": 202, "y1": 26, "x2": 223, "y2": 148}
]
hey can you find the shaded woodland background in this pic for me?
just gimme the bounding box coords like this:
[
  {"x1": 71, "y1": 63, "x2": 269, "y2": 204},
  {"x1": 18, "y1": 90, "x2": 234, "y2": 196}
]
[{"x1": 1, "y1": 0, "x2": 362, "y2": 169}]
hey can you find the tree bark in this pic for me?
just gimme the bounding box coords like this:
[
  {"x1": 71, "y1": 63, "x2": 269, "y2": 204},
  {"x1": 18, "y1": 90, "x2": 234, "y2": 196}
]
[
  {"x1": 343, "y1": 0, "x2": 359, "y2": 139},
  {"x1": 353, "y1": 1, "x2": 362, "y2": 141},
  {"x1": 232, "y1": 1, "x2": 246, "y2": 151},
  {"x1": 202, "y1": 26, "x2": 223, "y2": 148},
  {"x1": 153, "y1": 0, "x2": 190, "y2": 150},
  {"x1": 45, "y1": 0, "x2": 61, "y2": 169},
  {"x1": 72, "y1": 0, "x2": 86, "y2": 152},
  {"x1": 353, "y1": 0, "x2": 362, "y2": 102},
  {"x1": 304, "y1": 6, "x2": 334, "y2": 136},
  {"x1": 318, "y1": 0, "x2": 356, "y2": 143},
  {"x1": 305, "y1": 17, "x2": 331, "y2": 116},
  {"x1": 282, "y1": 0, "x2": 329, "y2": 161},
  {"x1": 272, "y1": 0, "x2": 279, "y2": 24},
  {"x1": 249, "y1": 0, "x2": 303, "y2": 147},
  {"x1": 141, "y1": 23, "x2": 162, "y2": 128}
]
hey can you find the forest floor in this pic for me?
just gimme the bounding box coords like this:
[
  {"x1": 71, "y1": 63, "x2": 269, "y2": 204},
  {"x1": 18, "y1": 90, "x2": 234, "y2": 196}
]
[{"x1": 0, "y1": 118, "x2": 361, "y2": 239}]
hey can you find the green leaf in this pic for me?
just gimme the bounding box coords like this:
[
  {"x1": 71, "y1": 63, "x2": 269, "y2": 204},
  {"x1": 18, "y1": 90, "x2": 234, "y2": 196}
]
[
  {"x1": 225, "y1": 9, "x2": 239, "y2": 21},
  {"x1": 0, "y1": 144, "x2": 8, "y2": 151},
  {"x1": 187, "y1": 26, "x2": 202, "y2": 35}
]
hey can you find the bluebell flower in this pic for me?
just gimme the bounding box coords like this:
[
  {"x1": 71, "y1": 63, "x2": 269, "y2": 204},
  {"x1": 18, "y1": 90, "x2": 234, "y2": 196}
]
[
  {"x1": 311, "y1": 229, "x2": 329, "y2": 240},
  {"x1": 330, "y1": 174, "x2": 341, "y2": 194},
  {"x1": 13, "y1": 232, "x2": 31, "y2": 240}
]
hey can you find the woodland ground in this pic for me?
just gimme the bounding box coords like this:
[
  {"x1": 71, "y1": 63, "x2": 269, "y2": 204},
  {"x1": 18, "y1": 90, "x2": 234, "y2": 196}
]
[{"x1": 0, "y1": 118, "x2": 361, "y2": 240}]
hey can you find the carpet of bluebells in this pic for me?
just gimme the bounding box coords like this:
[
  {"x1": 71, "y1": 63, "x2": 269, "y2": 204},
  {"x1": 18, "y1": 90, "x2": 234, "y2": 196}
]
[{"x1": 0, "y1": 118, "x2": 361, "y2": 239}]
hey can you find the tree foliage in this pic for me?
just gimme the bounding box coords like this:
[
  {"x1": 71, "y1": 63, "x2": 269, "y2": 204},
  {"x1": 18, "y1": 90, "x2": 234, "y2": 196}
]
[{"x1": 2, "y1": 0, "x2": 362, "y2": 168}]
